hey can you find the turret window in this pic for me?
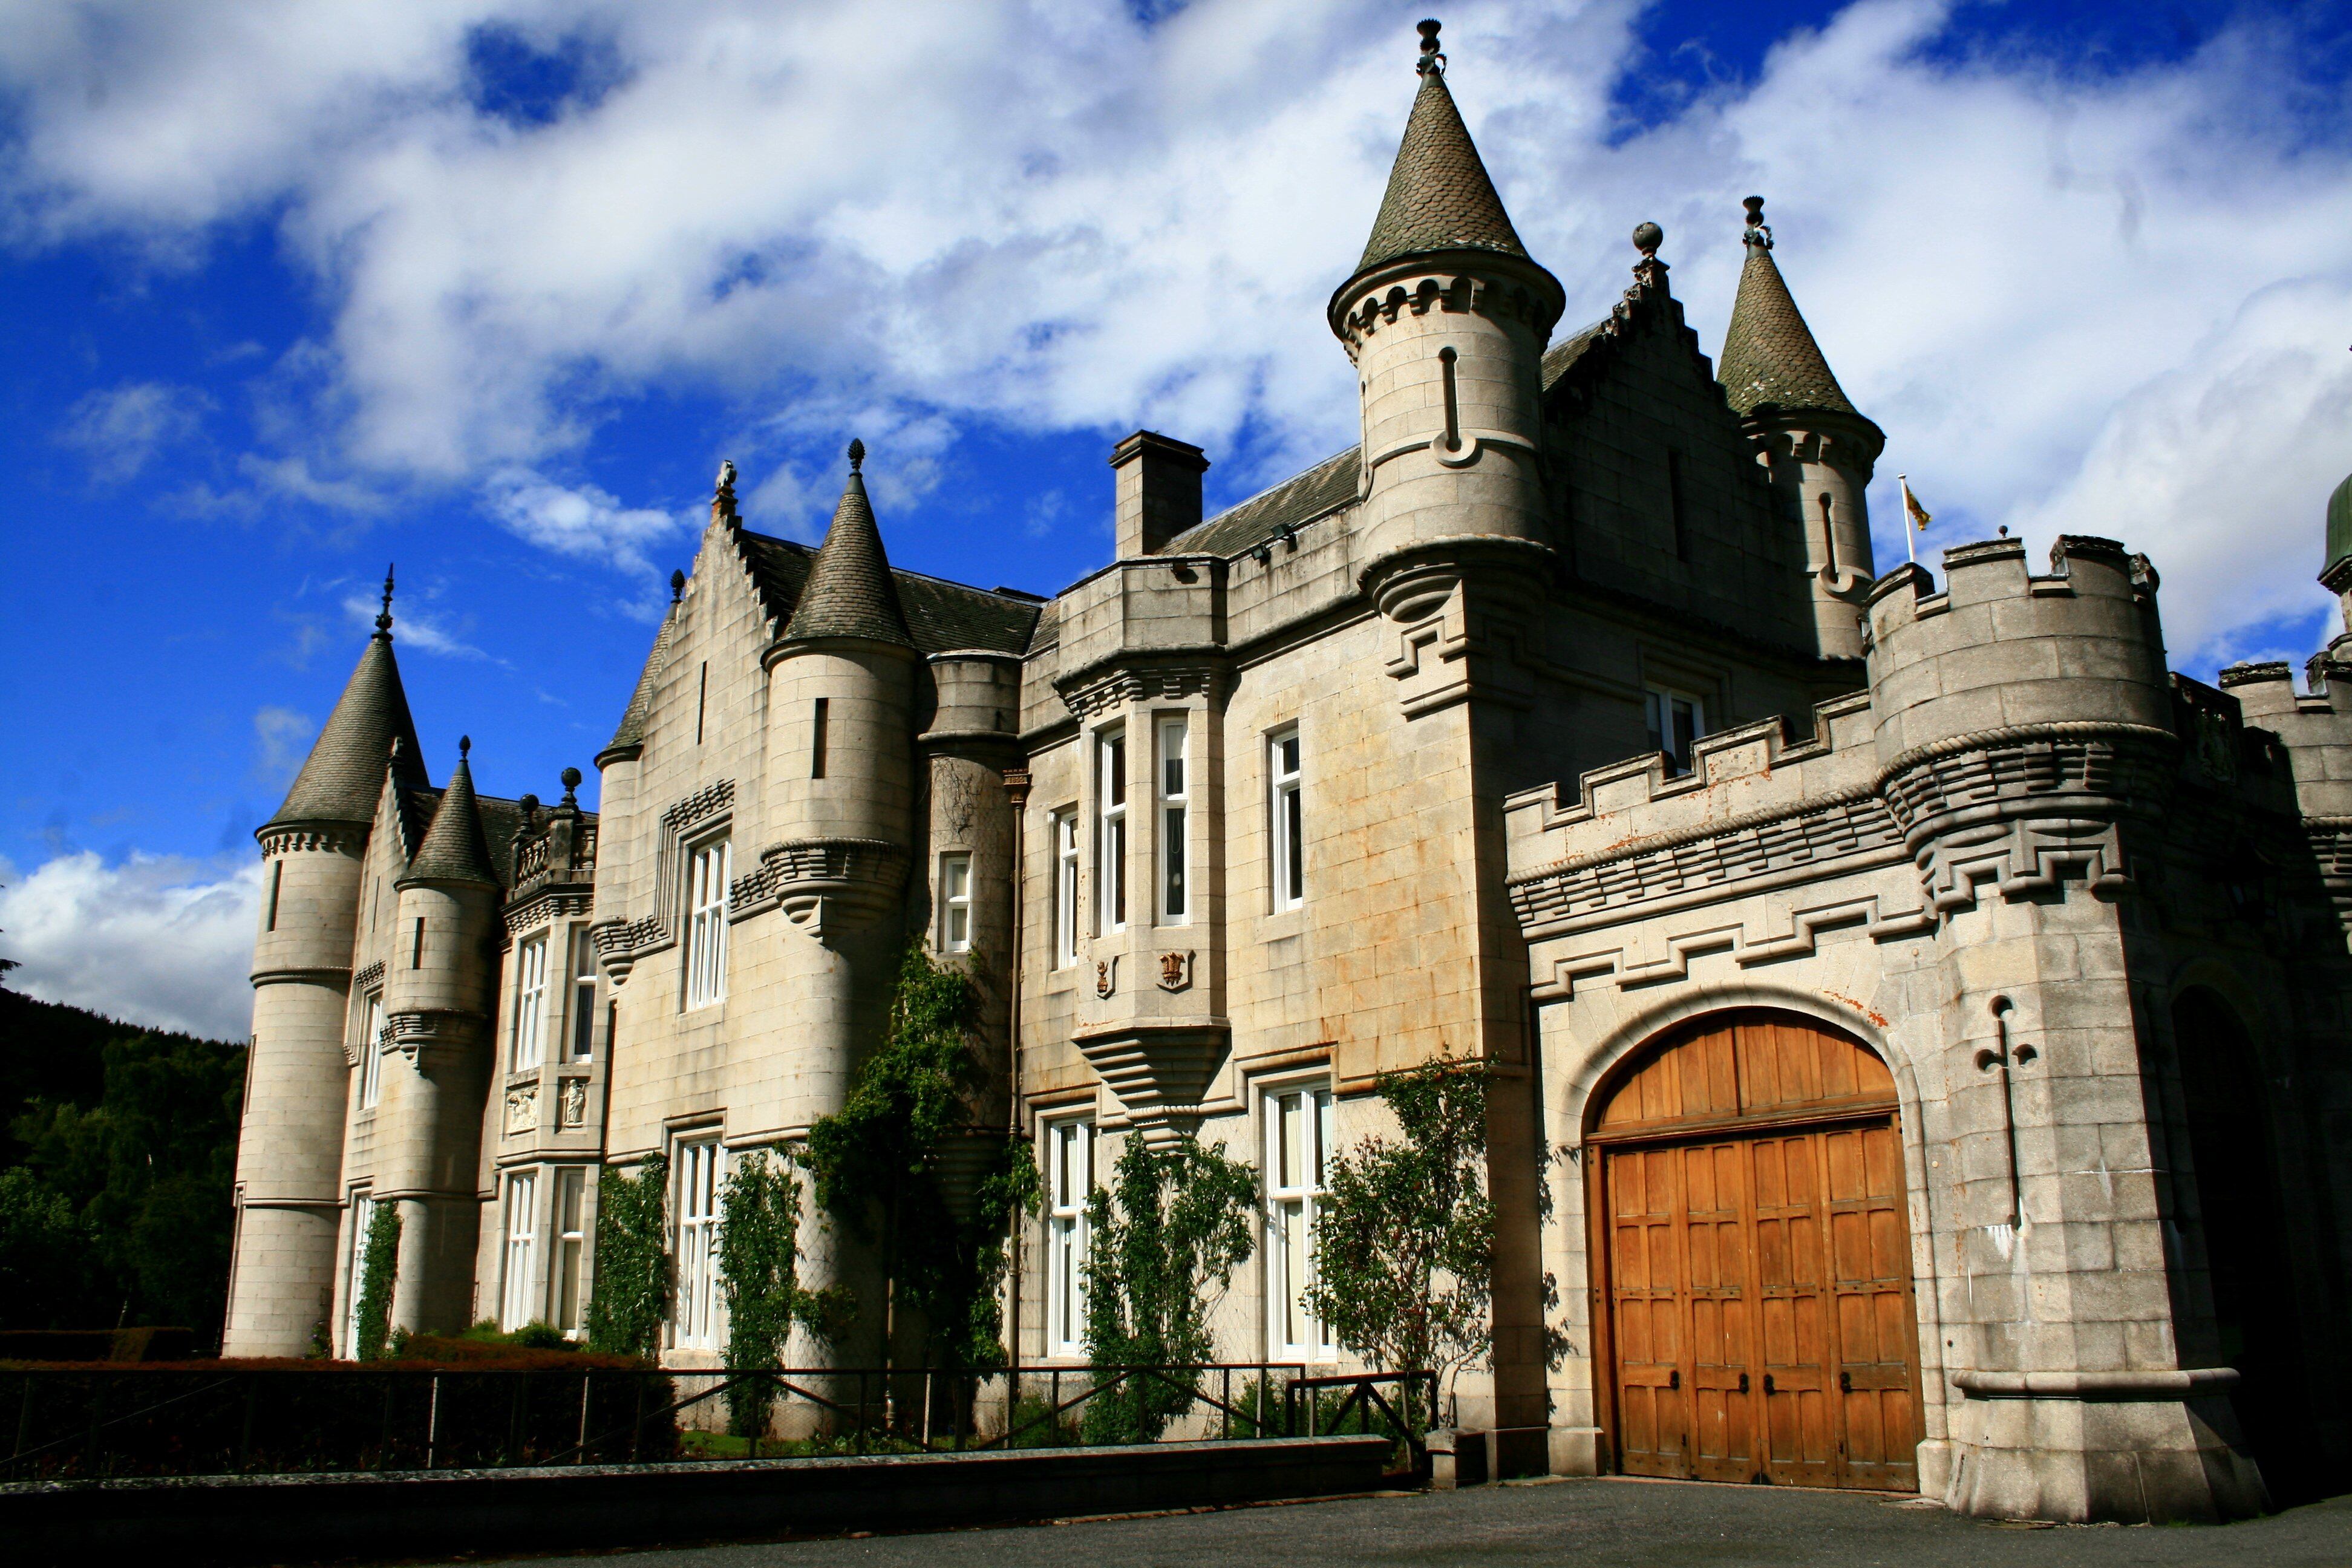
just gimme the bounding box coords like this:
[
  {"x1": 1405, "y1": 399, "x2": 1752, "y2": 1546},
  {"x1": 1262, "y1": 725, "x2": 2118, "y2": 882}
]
[
  {"x1": 1269, "y1": 728, "x2": 1304, "y2": 911},
  {"x1": 358, "y1": 993, "x2": 384, "y2": 1110},
  {"x1": 1051, "y1": 809, "x2": 1080, "y2": 967},
  {"x1": 939, "y1": 853, "x2": 972, "y2": 953},
  {"x1": 511, "y1": 934, "x2": 549, "y2": 1072},
  {"x1": 1158, "y1": 717, "x2": 1189, "y2": 924},
  {"x1": 685, "y1": 837, "x2": 731, "y2": 1009},
  {"x1": 1095, "y1": 730, "x2": 1128, "y2": 935}
]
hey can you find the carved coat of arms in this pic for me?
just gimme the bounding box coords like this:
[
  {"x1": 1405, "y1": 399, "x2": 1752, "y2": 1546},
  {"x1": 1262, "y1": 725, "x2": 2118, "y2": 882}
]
[{"x1": 1157, "y1": 950, "x2": 1195, "y2": 992}]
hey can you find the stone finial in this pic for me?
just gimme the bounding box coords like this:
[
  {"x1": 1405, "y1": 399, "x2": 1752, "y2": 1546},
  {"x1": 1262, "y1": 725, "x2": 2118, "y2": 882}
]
[
  {"x1": 459, "y1": 734, "x2": 471, "y2": 759},
  {"x1": 1742, "y1": 195, "x2": 1772, "y2": 250},
  {"x1": 847, "y1": 437, "x2": 866, "y2": 474},
  {"x1": 1633, "y1": 221, "x2": 1664, "y2": 259},
  {"x1": 560, "y1": 766, "x2": 582, "y2": 808},
  {"x1": 518, "y1": 792, "x2": 540, "y2": 822},
  {"x1": 670, "y1": 568, "x2": 686, "y2": 603},
  {"x1": 716, "y1": 459, "x2": 737, "y2": 499},
  {"x1": 1416, "y1": 18, "x2": 1443, "y2": 76},
  {"x1": 376, "y1": 564, "x2": 396, "y2": 635}
]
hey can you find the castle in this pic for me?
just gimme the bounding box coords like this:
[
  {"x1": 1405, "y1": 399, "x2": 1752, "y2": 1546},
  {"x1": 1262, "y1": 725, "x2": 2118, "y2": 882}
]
[{"x1": 223, "y1": 22, "x2": 2352, "y2": 1524}]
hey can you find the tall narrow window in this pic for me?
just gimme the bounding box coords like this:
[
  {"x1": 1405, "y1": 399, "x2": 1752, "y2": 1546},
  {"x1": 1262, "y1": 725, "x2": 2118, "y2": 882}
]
[
  {"x1": 1094, "y1": 730, "x2": 1127, "y2": 935},
  {"x1": 511, "y1": 933, "x2": 549, "y2": 1072},
  {"x1": 695, "y1": 661, "x2": 708, "y2": 745},
  {"x1": 344, "y1": 1189, "x2": 376, "y2": 1357},
  {"x1": 357, "y1": 993, "x2": 384, "y2": 1110},
  {"x1": 811, "y1": 698, "x2": 829, "y2": 779},
  {"x1": 552, "y1": 1167, "x2": 587, "y2": 1335},
  {"x1": 569, "y1": 929, "x2": 597, "y2": 1059},
  {"x1": 1817, "y1": 491, "x2": 1838, "y2": 575},
  {"x1": 1158, "y1": 717, "x2": 1188, "y2": 924},
  {"x1": 1644, "y1": 685, "x2": 1707, "y2": 775},
  {"x1": 1265, "y1": 1085, "x2": 1335, "y2": 1360},
  {"x1": 1052, "y1": 810, "x2": 1080, "y2": 967},
  {"x1": 1045, "y1": 1119, "x2": 1093, "y2": 1358},
  {"x1": 1666, "y1": 450, "x2": 1690, "y2": 561},
  {"x1": 266, "y1": 861, "x2": 283, "y2": 932},
  {"x1": 501, "y1": 1170, "x2": 540, "y2": 1330},
  {"x1": 685, "y1": 837, "x2": 731, "y2": 1008},
  {"x1": 411, "y1": 916, "x2": 425, "y2": 969},
  {"x1": 1269, "y1": 729, "x2": 1303, "y2": 911},
  {"x1": 938, "y1": 853, "x2": 972, "y2": 953},
  {"x1": 673, "y1": 1139, "x2": 724, "y2": 1349}
]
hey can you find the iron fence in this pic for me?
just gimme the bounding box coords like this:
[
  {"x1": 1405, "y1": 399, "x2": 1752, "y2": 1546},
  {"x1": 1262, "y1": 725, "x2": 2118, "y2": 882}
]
[{"x1": 0, "y1": 1362, "x2": 1437, "y2": 1481}]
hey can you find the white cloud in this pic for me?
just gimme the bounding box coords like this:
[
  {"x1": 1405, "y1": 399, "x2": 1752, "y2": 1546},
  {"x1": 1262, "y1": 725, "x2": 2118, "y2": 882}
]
[
  {"x1": 481, "y1": 467, "x2": 687, "y2": 575},
  {"x1": 0, "y1": 852, "x2": 260, "y2": 1042},
  {"x1": 342, "y1": 593, "x2": 486, "y2": 658},
  {"x1": 56, "y1": 381, "x2": 211, "y2": 479},
  {"x1": 2, "y1": 0, "x2": 2348, "y2": 662},
  {"x1": 252, "y1": 705, "x2": 318, "y2": 784}
]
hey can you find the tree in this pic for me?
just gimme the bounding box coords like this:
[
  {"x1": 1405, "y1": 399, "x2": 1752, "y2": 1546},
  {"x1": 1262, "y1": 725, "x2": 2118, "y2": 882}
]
[
  {"x1": 585, "y1": 1152, "x2": 670, "y2": 1359},
  {"x1": 0, "y1": 1168, "x2": 90, "y2": 1330},
  {"x1": 1080, "y1": 1132, "x2": 1257, "y2": 1443},
  {"x1": 1302, "y1": 1057, "x2": 1495, "y2": 1410}
]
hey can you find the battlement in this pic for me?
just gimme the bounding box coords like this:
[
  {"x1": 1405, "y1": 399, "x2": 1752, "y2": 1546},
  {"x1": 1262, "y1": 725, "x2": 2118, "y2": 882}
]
[
  {"x1": 2218, "y1": 655, "x2": 2352, "y2": 818},
  {"x1": 1866, "y1": 535, "x2": 2172, "y2": 767}
]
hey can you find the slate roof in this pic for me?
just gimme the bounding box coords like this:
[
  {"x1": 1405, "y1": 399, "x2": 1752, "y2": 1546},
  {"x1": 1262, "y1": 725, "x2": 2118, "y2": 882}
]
[
  {"x1": 601, "y1": 603, "x2": 677, "y2": 762},
  {"x1": 1717, "y1": 238, "x2": 1856, "y2": 418},
  {"x1": 267, "y1": 630, "x2": 428, "y2": 831},
  {"x1": 738, "y1": 534, "x2": 1040, "y2": 657},
  {"x1": 1356, "y1": 65, "x2": 1530, "y2": 275},
  {"x1": 780, "y1": 472, "x2": 915, "y2": 647},
  {"x1": 400, "y1": 789, "x2": 531, "y2": 889},
  {"x1": 402, "y1": 751, "x2": 498, "y2": 886}
]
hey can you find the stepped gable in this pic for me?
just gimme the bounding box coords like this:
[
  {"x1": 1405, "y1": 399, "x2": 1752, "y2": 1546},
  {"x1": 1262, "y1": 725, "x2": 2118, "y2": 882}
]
[
  {"x1": 1717, "y1": 217, "x2": 1856, "y2": 419},
  {"x1": 400, "y1": 745, "x2": 499, "y2": 887},
  {"x1": 1354, "y1": 53, "x2": 1530, "y2": 275},
  {"x1": 736, "y1": 534, "x2": 1038, "y2": 657},
  {"x1": 779, "y1": 462, "x2": 915, "y2": 648},
  {"x1": 601, "y1": 601, "x2": 678, "y2": 763},
  {"x1": 268, "y1": 629, "x2": 428, "y2": 830}
]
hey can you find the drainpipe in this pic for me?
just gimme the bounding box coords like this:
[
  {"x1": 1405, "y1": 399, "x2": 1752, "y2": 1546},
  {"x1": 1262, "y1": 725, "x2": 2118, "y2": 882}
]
[{"x1": 1001, "y1": 766, "x2": 1031, "y2": 1377}]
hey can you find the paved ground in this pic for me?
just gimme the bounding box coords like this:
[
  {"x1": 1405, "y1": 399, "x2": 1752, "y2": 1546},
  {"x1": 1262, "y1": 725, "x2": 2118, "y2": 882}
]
[{"x1": 483, "y1": 1476, "x2": 2352, "y2": 1568}]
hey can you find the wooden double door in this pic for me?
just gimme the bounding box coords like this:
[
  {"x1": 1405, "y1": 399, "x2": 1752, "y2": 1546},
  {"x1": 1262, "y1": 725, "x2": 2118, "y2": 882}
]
[{"x1": 1593, "y1": 1012, "x2": 1922, "y2": 1492}]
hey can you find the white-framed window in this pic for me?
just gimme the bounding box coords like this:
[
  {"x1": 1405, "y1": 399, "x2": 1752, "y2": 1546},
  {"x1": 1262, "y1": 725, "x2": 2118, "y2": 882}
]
[
  {"x1": 1158, "y1": 716, "x2": 1189, "y2": 924},
  {"x1": 685, "y1": 836, "x2": 731, "y2": 1009},
  {"x1": 1269, "y1": 728, "x2": 1304, "y2": 911},
  {"x1": 569, "y1": 929, "x2": 597, "y2": 1060},
  {"x1": 1045, "y1": 1118, "x2": 1094, "y2": 1359},
  {"x1": 673, "y1": 1137, "x2": 724, "y2": 1349},
  {"x1": 501, "y1": 1169, "x2": 540, "y2": 1330},
  {"x1": 343, "y1": 1189, "x2": 376, "y2": 1357},
  {"x1": 357, "y1": 992, "x2": 384, "y2": 1111},
  {"x1": 511, "y1": 934, "x2": 549, "y2": 1072},
  {"x1": 552, "y1": 1166, "x2": 587, "y2": 1336},
  {"x1": 939, "y1": 852, "x2": 972, "y2": 953},
  {"x1": 1052, "y1": 809, "x2": 1080, "y2": 967},
  {"x1": 1644, "y1": 685, "x2": 1707, "y2": 775},
  {"x1": 1265, "y1": 1085, "x2": 1336, "y2": 1361},
  {"x1": 1094, "y1": 729, "x2": 1128, "y2": 935}
]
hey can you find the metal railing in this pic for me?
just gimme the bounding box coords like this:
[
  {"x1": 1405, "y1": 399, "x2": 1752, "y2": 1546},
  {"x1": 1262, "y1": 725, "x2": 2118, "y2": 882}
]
[{"x1": 1, "y1": 1363, "x2": 1437, "y2": 1482}]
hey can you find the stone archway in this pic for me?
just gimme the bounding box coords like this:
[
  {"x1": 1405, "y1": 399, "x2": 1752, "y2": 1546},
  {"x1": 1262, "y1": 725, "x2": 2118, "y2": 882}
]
[{"x1": 1587, "y1": 1008, "x2": 1923, "y2": 1492}]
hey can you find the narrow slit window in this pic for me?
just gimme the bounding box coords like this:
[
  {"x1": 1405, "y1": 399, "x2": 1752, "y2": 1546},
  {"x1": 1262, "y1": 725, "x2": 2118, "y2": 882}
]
[
  {"x1": 1667, "y1": 450, "x2": 1690, "y2": 562},
  {"x1": 1270, "y1": 730, "x2": 1303, "y2": 911},
  {"x1": 939, "y1": 852, "x2": 972, "y2": 953},
  {"x1": 411, "y1": 916, "x2": 425, "y2": 969},
  {"x1": 1818, "y1": 492, "x2": 1838, "y2": 575},
  {"x1": 695, "y1": 661, "x2": 708, "y2": 745},
  {"x1": 811, "y1": 698, "x2": 829, "y2": 779},
  {"x1": 1095, "y1": 730, "x2": 1127, "y2": 935},
  {"x1": 1158, "y1": 716, "x2": 1188, "y2": 924},
  {"x1": 266, "y1": 861, "x2": 283, "y2": 932}
]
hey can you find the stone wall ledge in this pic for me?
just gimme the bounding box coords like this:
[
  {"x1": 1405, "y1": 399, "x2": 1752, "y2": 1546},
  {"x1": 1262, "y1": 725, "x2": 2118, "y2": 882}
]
[
  {"x1": 1954, "y1": 1368, "x2": 2239, "y2": 1402},
  {"x1": 2, "y1": 1435, "x2": 1396, "y2": 1568}
]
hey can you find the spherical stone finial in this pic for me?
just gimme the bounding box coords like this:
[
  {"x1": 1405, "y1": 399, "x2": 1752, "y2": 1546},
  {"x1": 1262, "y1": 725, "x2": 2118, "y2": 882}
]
[
  {"x1": 561, "y1": 765, "x2": 583, "y2": 791},
  {"x1": 518, "y1": 792, "x2": 540, "y2": 817},
  {"x1": 670, "y1": 568, "x2": 686, "y2": 602},
  {"x1": 459, "y1": 735, "x2": 471, "y2": 759},
  {"x1": 1632, "y1": 221, "x2": 1664, "y2": 259},
  {"x1": 1416, "y1": 18, "x2": 1443, "y2": 73},
  {"x1": 846, "y1": 437, "x2": 866, "y2": 474}
]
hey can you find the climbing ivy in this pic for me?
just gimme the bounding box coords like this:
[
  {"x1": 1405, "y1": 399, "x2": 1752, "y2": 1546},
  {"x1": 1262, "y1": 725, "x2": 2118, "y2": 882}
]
[
  {"x1": 1080, "y1": 1133, "x2": 1258, "y2": 1443},
  {"x1": 585, "y1": 1152, "x2": 669, "y2": 1360},
  {"x1": 350, "y1": 1200, "x2": 400, "y2": 1363},
  {"x1": 717, "y1": 1149, "x2": 844, "y2": 1433}
]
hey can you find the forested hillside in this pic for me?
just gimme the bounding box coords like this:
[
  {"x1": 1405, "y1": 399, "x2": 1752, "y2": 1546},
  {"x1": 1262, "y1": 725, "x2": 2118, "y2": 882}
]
[{"x1": 0, "y1": 989, "x2": 246, "y2": 1345}]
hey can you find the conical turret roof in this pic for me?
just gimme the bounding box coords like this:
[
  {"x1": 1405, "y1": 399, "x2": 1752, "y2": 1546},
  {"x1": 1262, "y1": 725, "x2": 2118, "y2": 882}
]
[
  {"x1": 266, "y1": 588, "x2": 427, "y2": 831},
  {"x1": 780, "y1": 443, "x2": 914, "y2": 648},
  {"x1": 1717, "y1": 202, "x2": 1857, "y2": 419},
  {"x1": 1355, "y1": 54, "x2": 1530, "y2": 275},
  {"x1": 402, "y1": 742, "x2": 498, "y2": 886}
]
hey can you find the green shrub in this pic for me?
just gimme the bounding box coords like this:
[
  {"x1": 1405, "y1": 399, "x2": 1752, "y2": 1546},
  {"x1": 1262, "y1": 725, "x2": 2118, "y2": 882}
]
[
  {"x1": 350, "y1": 1201, "x2": 399, "y2": 1362},
  {"x1": 586, "y1": 1154, "x2": 668, "y2": 1359}
]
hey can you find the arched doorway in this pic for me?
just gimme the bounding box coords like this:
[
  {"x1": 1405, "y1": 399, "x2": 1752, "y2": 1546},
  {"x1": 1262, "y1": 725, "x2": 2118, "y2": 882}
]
[
  {"x1": 2171, "y1": 988, "x2": 2318, "y2": 1501},
  {"x1": 1588, "y1": 1008, "x2": 1922, "y2": 1492}
]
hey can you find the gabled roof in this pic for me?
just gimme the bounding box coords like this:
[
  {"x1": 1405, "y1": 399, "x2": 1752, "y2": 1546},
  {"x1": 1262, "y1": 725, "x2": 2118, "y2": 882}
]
[
  {"x1": 1356, "y1": 64, "x2": 1530, "y2": 275},
  {"x1": 400, "y1": 747, "x2": 498, "y2": 887},
  {"x1": 737, "y1": 533, "x2": 1039, "y2": 658},
  {"x1": 780, "y1": 468, "x2": 915, "y2": 648},
  {"x1": 1717, "y1": 235, "x2": 1856, "y2": 419},
  {"x1": 267, "y1": 628, "x2": 428, "y2": 831}
]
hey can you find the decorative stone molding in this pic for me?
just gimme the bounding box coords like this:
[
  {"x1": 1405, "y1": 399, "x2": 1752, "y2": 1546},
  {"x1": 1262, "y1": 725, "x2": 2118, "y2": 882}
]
[
  {"x1": 249, "y1": 965, "x2": 353, "y2": 988},
  {"x1": 384, "y1": 1008, "x2": 480, "y2": 1067},
  {"x1": 1367, "y1": 541, "x2": 1549, "y2": 719},
  {"x1": 660, "y1": 779, "x2": 734, "y2": 834},
  {"x1": 352, "y1": 961, "x2": 385, "y2": 995},
  {"x1": 1073, "y1": 1019, "x2": 1232, "y2": 1148},
  {"x1": 1056, "y1": 659, "x2": 1223, "y2": 722},
  {"x1": 1333, "y1": 269, "x2": 1556, "y2": 354},
  {"x1": 751, "y1": 837, "x2": 909, "y2": 938},
  {"x1": 257, "y1": 825, "x2": 365, "y2": 857},
  {"x1": 503, "y1": 889, "x2": 593, "y2": 939},
  {"x1": 589, "y1": 915, "x2": 670, "y2": 985},
  {"x1": 504, "y1": 1082, "x2": 539, "y2": 1137},
  {"x1": 1530, "y1": 890, "x2": 1933, "y2": 1001},
  {"x1": 1953, "y1": 1368, "x2": 2239, "y2": 1402}
]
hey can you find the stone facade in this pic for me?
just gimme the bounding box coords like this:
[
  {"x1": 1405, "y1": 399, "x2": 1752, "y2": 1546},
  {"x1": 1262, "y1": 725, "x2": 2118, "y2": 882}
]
[{"x1": 224, "y1": 25, "x2": 2351, "y2": 1524}]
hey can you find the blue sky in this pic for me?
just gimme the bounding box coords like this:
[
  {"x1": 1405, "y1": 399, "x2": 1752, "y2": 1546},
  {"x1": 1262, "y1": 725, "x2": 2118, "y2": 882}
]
[{"x1": 3, "y1": 0, "x2": 2349, "y2": 1037}]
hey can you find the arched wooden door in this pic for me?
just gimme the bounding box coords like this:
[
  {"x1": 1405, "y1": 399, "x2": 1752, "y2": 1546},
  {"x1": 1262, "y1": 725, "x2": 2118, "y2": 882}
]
[{"x1": 1590, "y1": 1010, "x2": 1922, "y2": 1492}]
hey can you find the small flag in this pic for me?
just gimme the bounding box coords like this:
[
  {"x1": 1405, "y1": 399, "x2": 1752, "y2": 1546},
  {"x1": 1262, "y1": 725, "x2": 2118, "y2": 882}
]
[{"x1": 1900, "y1": 475, "x2": 1933, "y2": 533}]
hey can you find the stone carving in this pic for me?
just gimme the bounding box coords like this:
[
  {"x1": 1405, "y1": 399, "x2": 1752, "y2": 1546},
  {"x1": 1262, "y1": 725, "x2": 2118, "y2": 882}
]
[
  {"x1": 1096, "y1": 956, "x2": 1117, "y2": 999},
  {"x1": 1157, "y1": 950, "x2": 1194, "y2": 992},
  {"x1": 504, "y1": 1083, "x2": 538, "y2": 1135},
  {"x1": 558, "y1": 1077, "x2": 587, "y2": 1129}
]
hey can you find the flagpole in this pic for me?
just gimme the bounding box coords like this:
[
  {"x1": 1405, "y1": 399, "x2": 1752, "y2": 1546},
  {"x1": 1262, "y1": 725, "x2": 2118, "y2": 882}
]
[{"x1": 1899, "y1": 474, "x2": 1916, "y2": 567}]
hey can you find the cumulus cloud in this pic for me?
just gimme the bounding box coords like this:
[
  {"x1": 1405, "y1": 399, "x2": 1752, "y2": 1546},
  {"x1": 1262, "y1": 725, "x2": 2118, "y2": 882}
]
[
  {"x1": 56, "y1": 381, "x2": 212, "y2": 479},
  {"x1": 252, "y1": 705, "x2": 318, "y2": 785},
  {"x1": 2, "y1": 0, "x2": 2347, "y2": 662},
  {"x1": 0, "y1": 853, "x2": 260, "y2": 1041},
  {"x1": 341, "y1": 593, "x2": 486, "y2": 659}
]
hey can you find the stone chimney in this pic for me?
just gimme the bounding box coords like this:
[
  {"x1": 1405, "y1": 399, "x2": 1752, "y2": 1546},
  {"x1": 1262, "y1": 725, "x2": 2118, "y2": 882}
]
[{"x1": 1110, "y1": 431, "x2": 1209, "y2": 558}]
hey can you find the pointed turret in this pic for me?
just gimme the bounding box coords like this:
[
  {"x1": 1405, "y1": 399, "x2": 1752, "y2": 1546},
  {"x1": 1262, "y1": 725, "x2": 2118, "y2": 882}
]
[
  {"x1": 1718, "y1": 198, "x2": 1884, "y2": 661},
  {"x1": 781, "y1": 440, "x2": 914, "y2": 648},
  {"x1": 401, "y1": 739, "x2": 498, "y2": 887},
  {"x1": 1354, "y1": 35, "x2": 1532, "y2": 276},
  {"x1": 269, "y1": 568, "x2": 427, "y2": 829}
]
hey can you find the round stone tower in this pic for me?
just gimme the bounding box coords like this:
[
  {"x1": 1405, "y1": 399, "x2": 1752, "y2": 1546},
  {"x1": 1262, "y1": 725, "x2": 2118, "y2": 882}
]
[{"x1": 226, "y1": 575, "x2": 426, "y2": 1357}]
